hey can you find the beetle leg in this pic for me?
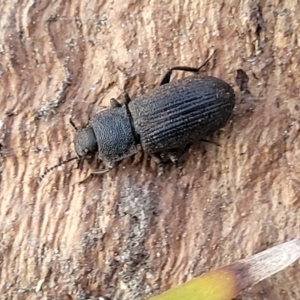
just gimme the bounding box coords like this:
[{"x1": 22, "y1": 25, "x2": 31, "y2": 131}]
[
  {"x1": 200, "y1": 138, "x2": 220, "y2": 147},
  {"x1": 110, "y1": 93, "x2": 132, "y2": 108},
  {"x1": 78, "y1": 168, "x2": 111, "y2": 185},
  {"x1": 160, "y1": 50, "x2": 216, "y2": 85},
  {"x1": 150, "y1": 152, "x2": 165, "y2": 164},
  {"x1": 166, "y1": 144, "x2": 193, "y2": 165},
  {"x1": 77, "y1": 173, "x2": 93, "y2": 185},
  {"x1": 69, "y1": 118, "x2": 78, "y2": 131},
  {"x1": 166, "y1": 150, "x2": 179, "y2": 166},
  {"x1": 76, "y1": 158, "x2": 85, "y2": 169},
  {"x1": 90, "y1": 168, "x2": 112, "y2": 175},
  {"x1": 78, "y1": 162, "x2": 120, "y2": 184},
  {"x1": 91, "y1": 161, "x2": 120, "y2": 175},
  {"x1": 160, "y1": 66, "x2": 203, "y2": 85},
  {"x1": 123, "y1": 90, "x2": 132, "y2": 105},
  {"x1": 151, "y1": 153, "x2": 166, "y2": 177},
  {"x1": 166, "y1": 148, "x2": 187, "y2": 166},
  {"x1": 110, "y1": 98, "x2": 122, "y2": 108}
]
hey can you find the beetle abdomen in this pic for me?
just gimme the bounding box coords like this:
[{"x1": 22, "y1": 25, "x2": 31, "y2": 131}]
[{"x1": 129, "y1": 75, "x2": 235, "y2": 153}]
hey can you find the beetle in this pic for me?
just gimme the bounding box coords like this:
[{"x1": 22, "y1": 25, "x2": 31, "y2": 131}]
[{"x1": 40, "y1": 53, "x2": 235, "y2": 183}]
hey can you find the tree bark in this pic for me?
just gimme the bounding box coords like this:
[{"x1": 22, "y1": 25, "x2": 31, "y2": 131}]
[{"x1": 1, "y1": 0, "x2": 300, "y2": 299}]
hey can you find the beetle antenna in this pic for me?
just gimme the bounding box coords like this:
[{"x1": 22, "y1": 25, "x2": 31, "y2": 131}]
[
  {"x1": 197, "y1": 49, "x2": 217, "y2": 72},
  {"x1": 39, "y1": 156, "x2": 78, "y2": 182}
]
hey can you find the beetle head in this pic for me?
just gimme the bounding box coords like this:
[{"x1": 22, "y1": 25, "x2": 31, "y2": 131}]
[
  {"x1": 74, "y1": 126, "x2": 98, "y2": 157},
  {"x1": 39, "y1": 120, "x2": 98, "y2": 183}
]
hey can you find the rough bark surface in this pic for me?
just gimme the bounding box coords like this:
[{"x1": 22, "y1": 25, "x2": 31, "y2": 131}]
[{"x1": 1, "y1": 0, "x2": 300, "y2": 299}]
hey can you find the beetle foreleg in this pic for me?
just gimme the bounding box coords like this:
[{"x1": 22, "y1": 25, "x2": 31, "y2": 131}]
[{"x1": 78, "y1": 162, "x2": 120, "y2": 184}]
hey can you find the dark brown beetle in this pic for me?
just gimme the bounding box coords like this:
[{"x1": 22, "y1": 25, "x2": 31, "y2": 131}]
[{"x1": 40, "y1": 53, "x2": 235, "y2": 183}]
